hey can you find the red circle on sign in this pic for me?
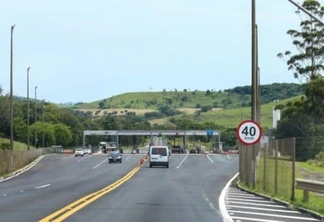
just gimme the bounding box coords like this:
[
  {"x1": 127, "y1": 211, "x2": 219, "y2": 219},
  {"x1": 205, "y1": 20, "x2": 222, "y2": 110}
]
[{"x1": 236, "y1": 120, "x2": 262, "y2": 146}]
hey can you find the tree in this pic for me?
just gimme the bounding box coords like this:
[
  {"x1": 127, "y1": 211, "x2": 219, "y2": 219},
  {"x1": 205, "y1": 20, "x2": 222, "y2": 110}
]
[
  {"x1": 53, "y1": 123, "x2": 72, "y2": 146},
  {"x1": 277, "y1": 0, "x2": 324, "y2": 82}
]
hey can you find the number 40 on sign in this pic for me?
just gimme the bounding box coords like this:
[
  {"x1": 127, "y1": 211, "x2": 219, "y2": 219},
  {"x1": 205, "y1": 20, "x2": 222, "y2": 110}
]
[{"x1": 236, "y1": 120, "x2": 262, "y2": 146}]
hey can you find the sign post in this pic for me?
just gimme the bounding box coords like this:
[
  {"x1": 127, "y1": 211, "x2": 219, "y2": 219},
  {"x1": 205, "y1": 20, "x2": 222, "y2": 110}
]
[{"x1": 236, "y1": 120, "x2": 262, "y2": 145}]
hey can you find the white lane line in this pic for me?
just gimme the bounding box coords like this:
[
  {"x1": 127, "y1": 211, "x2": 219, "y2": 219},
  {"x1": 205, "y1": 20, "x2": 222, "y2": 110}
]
[
  {"x1": 93, "y1": 158, "x2": 108, "y2": 169},
  {"x1": 201, "y1": 190, "x2": 216, "y2": 211},
  {"x1": 206, "y1": 155, "x2": 214, "y2": 163},
  {"x1": 226, "y1": 205, "x2": 301, "y2": 214},
  {"x1": 227, "y1": 211, "x2": 319, "y2": 221},
  {"x1": 227, "y1": 154, "x2": 231, "y2": 159},
  {"x1": 35, "y1": 184, "x2": 51, "y2": 189},
  {"x1": 227, "y1": 197, "x2": 270, "y2": 203},
  {"x1": 61, "y1": 155, "x2": 73, "y2": 160},
  {"x1": 226, "y1": 195, "x2": 264, "y2": 200},
  {"x1": 219, "y1": 172, "x2": 238, "y2": 222},
  {"x1": 231, "y1": 217, "x2": 285, "y2": 222},
  {"x1": 226, "y1": 201, "x2": 286, "y2": 208},
  {"x1": 125, "y1": 155, "x2": 133, "y2": 161},
  {"x1": 176, "y1": 153, "x2": 189, "y2": 169},
  {"x1": 78, "y1": 155, "x2": 93, "y2": 162}
]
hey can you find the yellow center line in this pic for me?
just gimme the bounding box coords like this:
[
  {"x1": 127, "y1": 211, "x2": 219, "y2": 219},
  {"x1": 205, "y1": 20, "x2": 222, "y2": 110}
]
[{"x1": 39, "y1": 164, "x2": 143, "y2": 222}]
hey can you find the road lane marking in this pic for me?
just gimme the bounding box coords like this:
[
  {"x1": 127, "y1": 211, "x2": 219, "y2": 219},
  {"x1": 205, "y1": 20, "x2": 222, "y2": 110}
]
[
  {"x1": 39, "y1": 166, "x2": 142, "y2": 222},
  {"x1": 227, "y1": 211, "x2": 319, "y2": 221},
  {"x1": 78, "y1": 155, "x2": 93, "y2": 162},
  {"x1": 219, "y1": 172, "x2": 238, "y2": 222},
  {"x1": 231, "y1": 217, "x2": 284, "y2": 222},
  {"x1": 35, "y1": 184, "x2": 51, "y2": 189},
  {"x1": 176, "y1": 153, "x2": 189, "y2": 169},
  {"x1": 206, "y1": 155, "x2": 214, "y2": 163},
  {"x1": 125, "y1": 155, "x2": 133, "y2": 161},
  {"x1": 93, "y1": 159, "x2": 108, "y2": 169}
]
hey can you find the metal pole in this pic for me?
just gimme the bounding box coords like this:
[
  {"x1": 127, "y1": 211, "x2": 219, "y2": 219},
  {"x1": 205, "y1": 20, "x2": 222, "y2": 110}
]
[
  {"x1": 35, "y1": 86, "x2": 38, "y2": 147},
  {"x1": 251, "y1": 0, "x2": 257, "y2": 189},
  {"x1": 9, "y1": 25, "x2": 15, "y2": 151},
  {"x1": 27, "y1": 67, "x2": 30, "y2": 150},
  {"x1": 42, "y1": 98, "x2": 45, "y2": 148}
]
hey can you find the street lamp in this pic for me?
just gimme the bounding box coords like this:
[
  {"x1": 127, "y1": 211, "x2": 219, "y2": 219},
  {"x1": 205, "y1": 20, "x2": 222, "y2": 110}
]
[
  {"x1": 9, "y1": 24, "x2": 15, "y2": 151},
  {"x1": 35, "y1": 86, "x2": 38, "y2": 148},
  {"x1": 27, "y1": 67, "x2": 30, "y2": 150}
]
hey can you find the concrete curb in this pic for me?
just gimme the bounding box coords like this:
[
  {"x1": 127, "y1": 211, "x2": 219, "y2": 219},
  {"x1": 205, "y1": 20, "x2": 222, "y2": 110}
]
[
  {"x1": 0, "y1": 155, "x2": 45, "y2": 183},
  {"x1": 235, "y1": 176, "x2": 324, "y2": 221}
]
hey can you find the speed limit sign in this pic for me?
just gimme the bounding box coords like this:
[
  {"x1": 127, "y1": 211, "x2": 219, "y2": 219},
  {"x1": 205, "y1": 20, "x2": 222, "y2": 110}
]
[{"x1": 236, "y1": 120, "x2": 262, "y2": 145}]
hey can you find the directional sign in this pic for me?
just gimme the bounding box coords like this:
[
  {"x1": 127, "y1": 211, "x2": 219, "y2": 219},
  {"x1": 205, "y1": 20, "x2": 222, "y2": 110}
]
[
  {"x1": 236, "y1": 120, "x2": 262, "y2": 145},
  {"x1": 206, "y1": 129, "x2": 213, "y2": 136}
]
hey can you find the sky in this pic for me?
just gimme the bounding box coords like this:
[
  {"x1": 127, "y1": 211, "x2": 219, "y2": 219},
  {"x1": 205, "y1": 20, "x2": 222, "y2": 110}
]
[{"x1": 0, "y1": 0, "x2": 316, "y2": 104}]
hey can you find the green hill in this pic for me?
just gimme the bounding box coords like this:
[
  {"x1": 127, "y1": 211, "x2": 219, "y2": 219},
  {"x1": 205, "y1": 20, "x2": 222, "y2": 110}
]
[{"x1": 74, "y1": 83, "x2": 304, "y2": 110}]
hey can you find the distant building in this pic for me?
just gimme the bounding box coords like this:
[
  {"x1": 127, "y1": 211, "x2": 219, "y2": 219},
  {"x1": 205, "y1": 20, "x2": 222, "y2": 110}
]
[{"x1": 272, "y1": 107, "x2": 281, "y2": 129}]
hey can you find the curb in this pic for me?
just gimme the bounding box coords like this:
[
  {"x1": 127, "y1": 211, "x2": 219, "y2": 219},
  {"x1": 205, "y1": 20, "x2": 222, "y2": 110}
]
[
  {"x1": 0, "y1": 155, "x2": 45, "y2": 183},
  {"x1": 235, "y1": 178, "x2": 324, "y2": 221}
]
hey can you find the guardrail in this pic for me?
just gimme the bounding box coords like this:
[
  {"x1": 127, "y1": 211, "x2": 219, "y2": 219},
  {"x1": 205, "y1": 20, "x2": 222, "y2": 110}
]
[{"x1": 295, "y1": 178, "x2": 324, "y2": 202}]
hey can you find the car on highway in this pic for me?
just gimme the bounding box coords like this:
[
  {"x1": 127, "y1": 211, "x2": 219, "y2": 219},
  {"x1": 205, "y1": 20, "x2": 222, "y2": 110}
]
[
  {"x1": 149, "y1": 145, "x2": 169, "y2": 168},
  {"x1": 83, "y1": 148, "x2": 92, "y2": 155},
  {"x1": 108, "y1": 150, "x2": 122, "y2": 163},
  {"x1": 74, "y1": 148, "x2": 84, "y2": 157}
]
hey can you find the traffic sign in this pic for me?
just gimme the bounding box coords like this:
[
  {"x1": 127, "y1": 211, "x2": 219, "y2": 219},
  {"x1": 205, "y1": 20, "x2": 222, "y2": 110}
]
[
  {"x1": 236, "y1": 120, "x2": 262, "y2": 145},
  {"x1": 206, "y1": 129, "x2": 213, "y2": 136}
]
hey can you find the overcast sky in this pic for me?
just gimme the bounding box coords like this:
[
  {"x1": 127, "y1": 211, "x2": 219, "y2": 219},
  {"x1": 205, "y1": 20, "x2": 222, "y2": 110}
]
[{"x1": 0, "y1": 0, "x2": 314, "y2": 103}]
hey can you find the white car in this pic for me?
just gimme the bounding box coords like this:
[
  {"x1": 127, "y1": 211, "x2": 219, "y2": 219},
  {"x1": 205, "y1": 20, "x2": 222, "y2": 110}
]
[
  {"x1": 74, "y1": 148, "x2": 84, "y2": 157},
  {"x1": 84, "y1": 148, "x2": 92, "y2": 155},
  {"x1": 149, "y1": 146, "x2": 169, "y2": 168}
]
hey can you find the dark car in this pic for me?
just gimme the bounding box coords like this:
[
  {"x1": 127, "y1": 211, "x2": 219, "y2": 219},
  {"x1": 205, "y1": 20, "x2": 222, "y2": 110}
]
[{"x1": 108, "y1": 150, "x2": 122, "y2": 163}]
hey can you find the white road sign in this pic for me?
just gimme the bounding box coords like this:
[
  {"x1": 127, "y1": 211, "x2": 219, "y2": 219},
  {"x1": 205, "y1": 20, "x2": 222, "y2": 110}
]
[{"x1": 236, "y1": 120, "x2": 262, "y2": 145}]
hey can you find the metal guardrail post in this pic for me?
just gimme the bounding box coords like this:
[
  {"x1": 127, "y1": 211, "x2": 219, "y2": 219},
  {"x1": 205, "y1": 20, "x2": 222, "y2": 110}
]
[{"x1": 296, "y1": 178, "x2": 324, "y2": 203}]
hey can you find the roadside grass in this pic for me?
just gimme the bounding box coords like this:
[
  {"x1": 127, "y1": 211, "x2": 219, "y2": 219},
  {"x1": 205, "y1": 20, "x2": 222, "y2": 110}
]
[
  {"x1": 0, "y1": 138, "x2": 32, "y2": 151},
  {"x1": 296, "y1": 161, "x2": 324, "y2": 173},
  {"x1": 240, "y1": 157, "x2": 324, "y2": 216}
]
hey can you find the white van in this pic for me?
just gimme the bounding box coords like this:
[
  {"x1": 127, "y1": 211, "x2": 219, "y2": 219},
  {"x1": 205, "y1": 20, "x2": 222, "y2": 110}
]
[{"x1": 149, "y1": 146, "x2": 169, "y2": 168}]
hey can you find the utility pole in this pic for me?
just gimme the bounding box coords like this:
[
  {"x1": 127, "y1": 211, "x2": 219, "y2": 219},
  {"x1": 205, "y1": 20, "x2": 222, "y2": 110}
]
[
  {"x1": 35, "y1": 86, "x2": 38, "y2": 148},
  {"x1": 251, "y1": 0, "x2": 258, "y2": 189},
  {"x1": 27, "y1": 67, "x2": 31, "y2": 150},
  {"x1": 9, "y1": 25, "x2": 15, "y2": 151}
]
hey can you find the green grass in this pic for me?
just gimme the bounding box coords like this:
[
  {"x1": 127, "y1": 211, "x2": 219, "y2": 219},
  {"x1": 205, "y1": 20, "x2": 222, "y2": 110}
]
[
  {"x1": 241, "y1": 156, "x2": 324, "y2": 216},
  {"x1": 296, "y1": 162, "x2": 324, "y2": 172},
  {"x1": 0, "y1": 138, "x2": 34, "y2": 151}
]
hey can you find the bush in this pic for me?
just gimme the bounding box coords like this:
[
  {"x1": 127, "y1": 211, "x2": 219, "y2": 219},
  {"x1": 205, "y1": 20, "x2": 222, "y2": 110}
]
[{"x1": 0, "y1": 142, "x2": 10, "y2": 150}]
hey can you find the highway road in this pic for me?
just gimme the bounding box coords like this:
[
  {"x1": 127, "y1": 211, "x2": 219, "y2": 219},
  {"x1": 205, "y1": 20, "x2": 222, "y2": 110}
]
[{"x1": 0, "y1": 152, "x2": 238, "y2": 222}]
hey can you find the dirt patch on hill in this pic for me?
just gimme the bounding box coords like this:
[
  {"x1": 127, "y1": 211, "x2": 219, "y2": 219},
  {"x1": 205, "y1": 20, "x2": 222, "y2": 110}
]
[
  {"x1": 176, "y1": 108, "x2": 223, "y2": 114},
  {"x1": 76, "y1": 108, "x2": 156, "y2": 116}
]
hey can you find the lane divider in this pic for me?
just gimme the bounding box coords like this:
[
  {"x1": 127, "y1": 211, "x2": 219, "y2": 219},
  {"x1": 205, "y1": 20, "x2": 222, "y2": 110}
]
[{"x1": 39, "y1": 156, "x2": 148, "y2": 222}]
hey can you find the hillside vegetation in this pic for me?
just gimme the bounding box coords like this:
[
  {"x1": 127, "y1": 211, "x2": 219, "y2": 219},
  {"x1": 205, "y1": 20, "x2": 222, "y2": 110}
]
[
  {"x1": 72, "y1": 83, "x2": 304, "y2": 129},
  {"x1": 74, "y1": 83, "x2": 304, "y2": 110}
]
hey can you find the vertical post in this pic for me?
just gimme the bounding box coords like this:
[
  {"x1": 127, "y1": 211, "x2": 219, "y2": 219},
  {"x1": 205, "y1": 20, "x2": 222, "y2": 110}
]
[
  {"x1": 35, "y1": 86, "x2": 38, "y2": 148},
  {"x1": 9, "y1": 25, "x2": 15, "y2": 151},
  {"x1": 275, "y1": 140, "x2": 278, "y2": 194},
  {"x1": 251, "y1": 0, "x2": 257, "y2": 189},
  {"x1": 263, "y1": 142, "x2": 267, "y2": 191},
  {"x1": 291, "y1": 137, "x2": 296, "y2": 201},
  {"x1": 27, "y1": 67, "x2": 30, "y2": 150},
  {"x1": 42, "y1": 98, "x2": 45, "y2": 148}
]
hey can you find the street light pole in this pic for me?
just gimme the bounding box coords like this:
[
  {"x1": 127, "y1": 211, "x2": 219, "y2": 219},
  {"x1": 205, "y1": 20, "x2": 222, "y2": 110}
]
[
  {"x1": 27, "y1": 67, "x2": 30, "y2": 150},
  {"x1": 9, "y1": 24, "x2": 15, "y2": 151},
  {"x1": 35, "y1": 86, "x2": 38, "y2": 148}
]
